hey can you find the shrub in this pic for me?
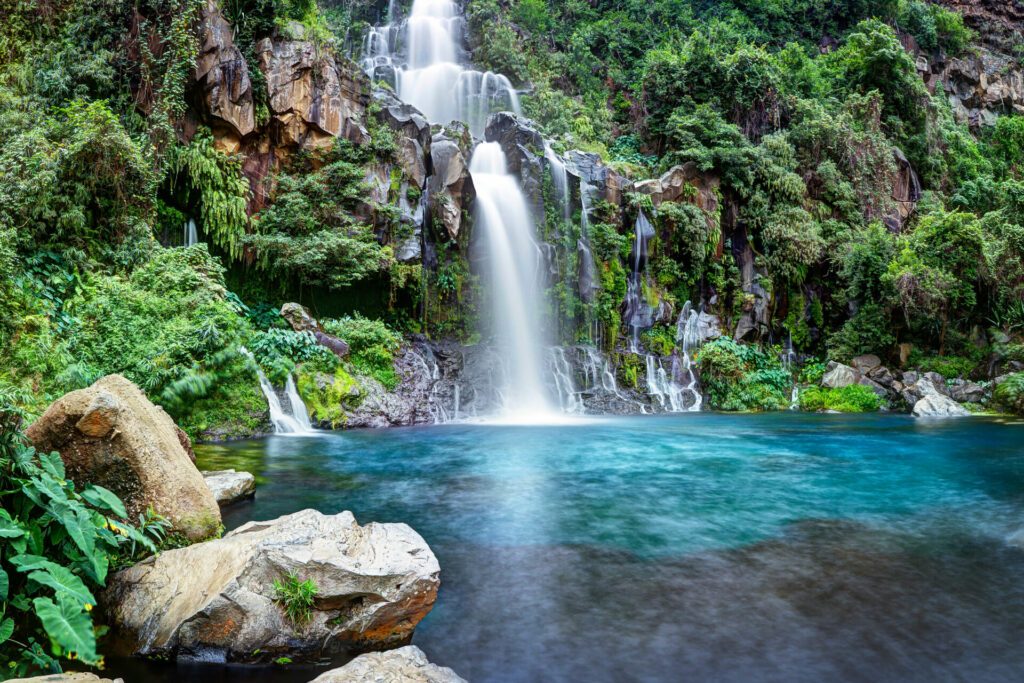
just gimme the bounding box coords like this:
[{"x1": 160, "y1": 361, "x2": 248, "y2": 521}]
[
  {"x1": 993, "y1": 373, "x2": 1024, "y2": 416},
  {"x1": 273, "y1": 572, "x2": 318, "y2": 625},
  {"x1": 909, "y1": 353, "x2": 980, "y2": 379},
  {"x1": 696, "y1": 337, "x2": 790, "y2": 411},
  {"x1": 799, "y1": 384, "x2": 881, "y2": 412},
  {"x1": 321, "y1": 316, "x2": 401, "y2": 389}
]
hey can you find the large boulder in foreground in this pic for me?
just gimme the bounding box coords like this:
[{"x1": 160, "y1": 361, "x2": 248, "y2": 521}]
[
  {"x1": 103, "y1": 509, "x2": 440, "y2": 663},
  {"x1": 311, "y1": 646, "x2": 466, "y2": 683},
  {"x1": 907, "y1": 378, "x2": 971, "y2": 417},
  {"x1": 26, "y1": 374, "x2": 221, "y2": 541}
]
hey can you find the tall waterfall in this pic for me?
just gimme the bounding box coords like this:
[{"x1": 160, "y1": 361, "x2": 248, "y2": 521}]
[
  {"x1": 361, "y1": 0, "x2": 520, "y2": 136},
  {"x1": 470, "y1": 142, "x2": 553, "y2": 418}
]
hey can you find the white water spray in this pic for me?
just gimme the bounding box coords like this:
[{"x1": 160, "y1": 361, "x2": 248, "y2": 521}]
[
  {"x1": 183, "y1": 218, "x2": 198, "y2": 247},
  {"x1": 470, "y1": 142, "x2": 553, "y2": 418}
]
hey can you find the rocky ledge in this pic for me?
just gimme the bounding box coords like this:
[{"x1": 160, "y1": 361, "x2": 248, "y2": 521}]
[{"x1": 103, "y1": 509, "x2": 440, "y2": 663}]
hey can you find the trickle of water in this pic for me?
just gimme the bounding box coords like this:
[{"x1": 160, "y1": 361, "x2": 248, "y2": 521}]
[
  {"x1": 183, "y1": 218, "x2": 198, "y2": 247},
  {"x1": 625, "y1": 211, "x2": 655, "y2": 352}
]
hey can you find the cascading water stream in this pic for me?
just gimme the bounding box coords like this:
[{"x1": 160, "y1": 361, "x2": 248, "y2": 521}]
[
  {"x1": 183, "y1": 218, "x2": 198, "y2": 247},
  {"x1": 241, "y1": 348, "x2": 315, "y2": 434},
  {"x1": 625, "y1": 211, "x2": 655, "y2": 352},
  {"x1": 361, "y1": 0, "x2": 520, "y2": 136},
  {"x1": 470, "y1": 142, "x2": 553, "y2": 418}
]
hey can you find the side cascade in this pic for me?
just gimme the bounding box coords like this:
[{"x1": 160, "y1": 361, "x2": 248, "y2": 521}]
[{"x1": 241, "y1": 348, "x2": 315, "y2": 434}]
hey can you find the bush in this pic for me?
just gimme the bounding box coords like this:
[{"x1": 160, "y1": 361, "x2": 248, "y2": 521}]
[
  {"x1": 799, "y1": 384, "x2": 881, "y2": 412},
  {"x1": 0, "y1": 396, "x2": 163, "y2": 675},
  {"x1": 321, "y1": 316, "x2": 401, "y2": 389},
  {"x1": 696, "y1": 337, "x2": 790, "y2": 411},
  {"x1": 993, "y1": 373, "x2": 1024, "y2": 416},
  {"x1": 909, "y1": 353, "x2": 980, "y2": 379}
]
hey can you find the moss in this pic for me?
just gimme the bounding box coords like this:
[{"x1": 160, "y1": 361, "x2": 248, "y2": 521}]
[
  {"x1": 993, "y1": 373, "x2": 1024, "y2": 416},
  {"x1": 296, "y1": 365, "x2": 361, "y2": 428},
  {"x1": 178, "y1": 371, "x2": 270, "y2": 441}
]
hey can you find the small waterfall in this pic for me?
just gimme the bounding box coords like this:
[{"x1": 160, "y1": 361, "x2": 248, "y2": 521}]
[
  {"x1": 241, "y1": 347, "x2": 315, "y2": 434},
  {"x1": 645, "y1": 355, "x2": 686, "y2": 412},
  {"x1": 549, "y1": 347, "x2": 583, "y2": 413},
  {"x1": 544, "y1": 142, "x2": 571, "y2": 223},
  {"x1": 674, "y1": 303, "x2": 705, "y2": 412},
  {"x1": 625, "y1": 212, "x2": 655, "y2": 352},
  {"x1": 362, "y1": 0, "x2": 520, "y2": 136},
  {"x1": 183, "y1": 218, "x2": 198, "y2": 247},
  {"x1": 470, "y1": 142, "x2": 553, "y2": 418}
]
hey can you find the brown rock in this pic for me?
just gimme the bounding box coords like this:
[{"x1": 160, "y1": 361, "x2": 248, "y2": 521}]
[
  {"x1": 26, "y1": 375, "x2": 221, "y2": 542},
  {"x1": 194, "y1": 0, "x2": 255, "y2": 140}
]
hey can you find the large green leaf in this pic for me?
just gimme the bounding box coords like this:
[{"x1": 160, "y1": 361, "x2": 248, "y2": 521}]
[
  {"x1": 37, "y1": 450, "x2": 66, "y2": 482},
  {"x1": 81, "y1": 485, "x2": 127, "y2": 519},
  {"x1": 28, "y1": 564, "x2": 96, "y2": 607},
  {"x1": 0, "y1": 618, "x2": 13, "y2": 646},
  {"x1": 60, "y1": 507, "x2": 102, "y2": 583},
  {"x1": 0, "y1": 510, "x2": 24, "y2": 539},
  {"x1": 0, "y1": 567, "x2": 7, "y2": 601},
  {"x1": 9, "y1": 554, "x2": 50, "y2": 572},
  {"x1": 33, "y1": 594, "x2": 99, "y2": 665}
]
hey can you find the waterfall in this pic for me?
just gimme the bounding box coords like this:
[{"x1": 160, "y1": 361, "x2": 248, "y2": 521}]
[
  {"x1": 241, "y1": 348, "x2": 315, "y2": 434},
  {"x1": 183, "y1": 218, "x2": 198, "y2": 247},
  {"x1": 470, "y1": 142, "x2": 553, "y2": 418},
  {"x1": 361, "y1": 0, "x2": 520, "y2": 136},
  {"x1": 625, "y1": 211, "x2": 655, "y2": 352},
  {"x1": 675, "y1": 303, "x2": 704, "y2": 412},
  {"x1": 544, "y1": 142, "x2": 571, "y2": 223}
]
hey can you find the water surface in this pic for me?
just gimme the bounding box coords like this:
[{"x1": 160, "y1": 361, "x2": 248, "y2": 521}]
[{"x1": 118, "y1": 414, "x2": 1024, "y2": 682}]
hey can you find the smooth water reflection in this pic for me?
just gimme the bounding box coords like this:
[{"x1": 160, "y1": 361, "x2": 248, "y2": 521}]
[{"x1": 151, "y1": 414, "x2": 1024, "y2": 681}]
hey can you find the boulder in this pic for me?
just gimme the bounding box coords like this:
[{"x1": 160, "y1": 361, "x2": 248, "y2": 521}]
[
  {"x1": 907, "y1": 378, "x2": 971, "y2": 417},
  {"x1": 203, "y1": 469, "x2": 256, "y2": 506},
  {"x1": 851, "y1": 354, "x2": 883, "y2": 375},
  {"x1": 821, "y1": 362, "x2": 860, "y2": 389},
  {"x1": 103, "y1": 509, "x2": 439, "y2": 662},
  {"x1": 310, "y1": 646, "x2": 466, "y2": 683},
  {"x1": 26, "y1": 375, "x2": 220, "y2": 541},
  {"x1": 281, "y1": 303, "x2": 350, "y2": 358},
  {"x1": 857, "y1": 376, "x2": 889, "y2": 398},
  {"x1": 867, "y1": 365, "x2": 895, "y2": 388},
  {"x1": 923, "y1": 372, "x2": 949, "y2": 396},
  {"x1": 373, "y1": 87, "x2": 431, "y2": 189},
  {"x1": 948, "y1": 379, "x2": 987, "y2": 404},
  {"x1": 484, "y1": 112, "x2": 545, "y2": 217}
]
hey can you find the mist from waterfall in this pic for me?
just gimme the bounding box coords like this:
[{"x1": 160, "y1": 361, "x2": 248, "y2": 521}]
[
  {"x1": 361, "y1": 0, "x2": 520, "y2": 136},
  {"x1": 470, "y1": 142, "x2": 553, "y2": 419}
]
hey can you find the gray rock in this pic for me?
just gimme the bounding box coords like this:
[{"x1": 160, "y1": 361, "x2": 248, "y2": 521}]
[
  {"x1": 867, "y1": 365, "x2": 895, "y2": 388},
  {"x1": 104, "y1": 509, "x2": 440, "y2": 662},
  {"x1": 858, "y1": 376, "x2": 889, "y2": 398},
  {"x1": 910, "y1": 379, "x2": 970, "y2": 417},
  {"x1": 821, "y1": 362, "x2": 861, "y2": 389},
  {"x1": 851, "y1": 354, "x2": 883, "y2": 375},
  {"x1": 203, "y1": 469, "x2": 256, "y2": 506},
  {"x1": 281, "y1": 303, "x2": 349, "y2": 358},
  {"x1": 901, "y1": 371, "x2": 920, "y2": 386},
  {"x1": 948, "y1": 379, "x2": 986, "y2": 404},
  {"x1": 426, "y1": 128, "x2": 473, "y2": 242},
  {"x1": 310, "y1": 646, "x2": 466, "y2": 683},
  {"x1": 923, "y1": 372, "x2": 949, "y2": 395}
]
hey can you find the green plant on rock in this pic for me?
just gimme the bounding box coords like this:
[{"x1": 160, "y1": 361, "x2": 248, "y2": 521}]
[
  {"x1": 272, "y1": 572, "x2": 318, "y2": 626},
  {"x1": 993, "y1": 373, "x2": 1024, "y2": 416},
  {"x1": 322, "y1": 316, "x2": 401, "y2": 390},
  {"x1": 799, "y1": 385, "x2": 881, "y2": 412},
  {"x1": 0, "y1": 394, "x2": 159, "y2": 675},
  {"x1": 696, "y1": 337, "x2": 790, "y2": 411}
]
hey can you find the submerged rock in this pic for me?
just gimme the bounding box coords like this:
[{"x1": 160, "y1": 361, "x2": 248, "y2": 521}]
[
  {"x1": 310, "y1": 646, "x2": 466, "y2": 683},
  {"x1": 26, "y1": 374, "x2": 221, "y2": 541},
  {"x1": 203, "y1": 469, "x2": 256, "y2": 506},
  {"x1": 908, "y1": 379, "x2": 971, "y2": 417},
  {"x1": 103, "y1": 509, "x2": 439, "y2": 663}
]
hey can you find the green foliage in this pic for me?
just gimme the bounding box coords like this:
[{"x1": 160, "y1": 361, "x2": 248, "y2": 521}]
[
  {"x1": 296, "y1": 365, "x2": 359, "y2": 427},
  {"x1": 908, "y1": 353, "x2": 980, "y2": 379},
  {"x1": 322, "y1": 316, "x2": 401, "y2": 389},
  {"x1": 641, "y1": 325, "x2": 676, "y2": 357},
  {"x1": 273, "y1": 572, "x2": 318, "y2": 625},
  {"x1": 993, "y1": 373, "x2": 1024, "y2": 416},
  {"x1": 164, "y1": 130, "x2": 250, "y2": 260},
  {"x1": 0, "y1": 397, "x2": 159, "y2": 675},
  {"x1": 696, "y1": 337, "x2": 790, "y2": 411},
  {"x1": 799, "y1": 384, "x2": 881, "y2": 412},
  {"x1": 827, "y1": 303, "x2": 896, "y2": 362}
]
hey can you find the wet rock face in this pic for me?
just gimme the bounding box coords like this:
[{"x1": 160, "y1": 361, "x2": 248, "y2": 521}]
[
  {"x1": 194, "y1": 0, "x2": 255, "y2": 145},
  {"x1": 257, "y1": 28, "x2": 370, "y2": 149},
  {"x1": 26, "y1": 375, "x2": 221, "y2": 542},
  {"x1": 103, "y1": 509, "x2": 440, "y2": 663},
  {"x1": 426, "y1": 124, "x2": 474, "y2": 242},
  {"x1": 484, "y1": 112, "x2": 545, "y2": 216},
  {"x1": 310, "y1": 646, "x2": 467, "y2": 683}
]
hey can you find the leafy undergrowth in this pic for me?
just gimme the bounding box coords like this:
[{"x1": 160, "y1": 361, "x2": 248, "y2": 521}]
[
  {"x1": 696, "y1": 337, "x2": 790, "y2": 411},
  {"x1": 799, "y1": 385, "x2": 882, "y2": 412},
  {"x1": 993, "y1": 373, "x2": 1024, "y2": 416}
]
